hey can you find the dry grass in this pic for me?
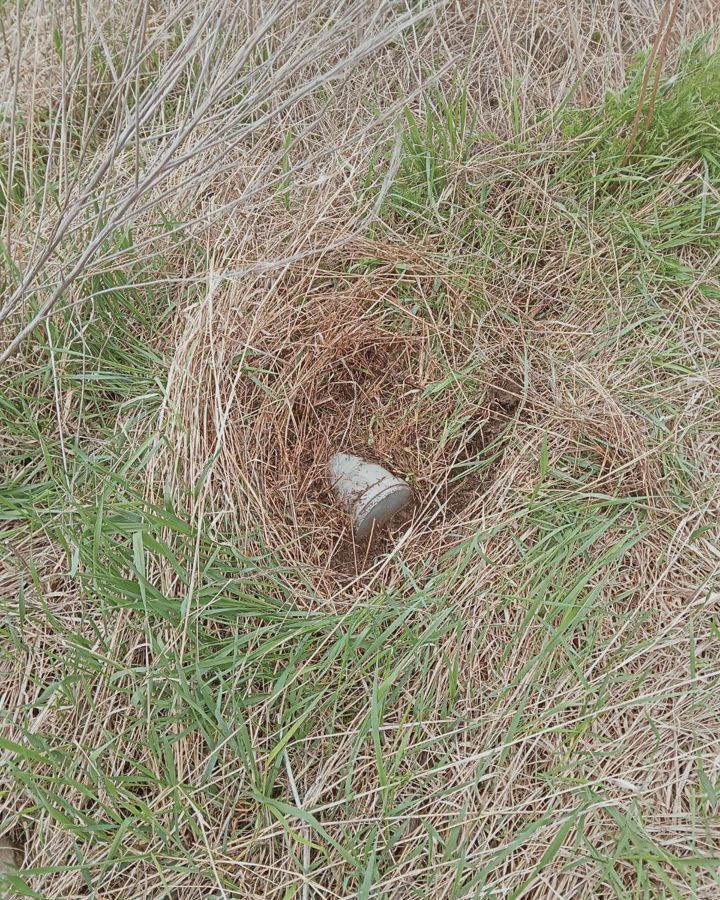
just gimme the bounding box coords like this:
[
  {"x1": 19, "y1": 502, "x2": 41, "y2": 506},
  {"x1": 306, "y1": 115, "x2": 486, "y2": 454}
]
[{"x1": 2, "y1": 1, "x2": 720, "y2": 897}]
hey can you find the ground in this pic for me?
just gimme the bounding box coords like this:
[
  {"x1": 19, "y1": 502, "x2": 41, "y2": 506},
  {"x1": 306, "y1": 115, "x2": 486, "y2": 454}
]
[{"x1": 1, "y1": 1, "x2": 720, "y2": 897}]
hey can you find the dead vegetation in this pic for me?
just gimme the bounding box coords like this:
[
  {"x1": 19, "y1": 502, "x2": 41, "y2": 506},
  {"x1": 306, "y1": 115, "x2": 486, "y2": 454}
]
[{"x1": 2, "y1": 1, "x2": 720, "y2": 898}]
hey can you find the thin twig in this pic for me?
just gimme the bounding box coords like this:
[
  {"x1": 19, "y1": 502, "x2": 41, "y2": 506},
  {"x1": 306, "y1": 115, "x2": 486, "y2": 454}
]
[
  {"x1": 642, "y1": 0, "x2": 682, "y2": 134},
  {"x1": 621, "y1": 0, "x2": 674, "y2": 165},
  {"x1": 566, "y1": 0, "x2": 589, "y2": 107}
]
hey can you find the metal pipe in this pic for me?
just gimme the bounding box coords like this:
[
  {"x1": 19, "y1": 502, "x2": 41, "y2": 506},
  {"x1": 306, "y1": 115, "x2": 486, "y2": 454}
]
[{"x1": 328, "y1": 452, "x2": 412, "y2": 540}]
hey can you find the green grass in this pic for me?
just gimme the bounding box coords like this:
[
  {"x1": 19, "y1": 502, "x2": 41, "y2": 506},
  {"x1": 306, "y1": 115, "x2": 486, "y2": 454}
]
[{"x1": 2, "y1": 28, "x2": 720, "y2": 900}]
